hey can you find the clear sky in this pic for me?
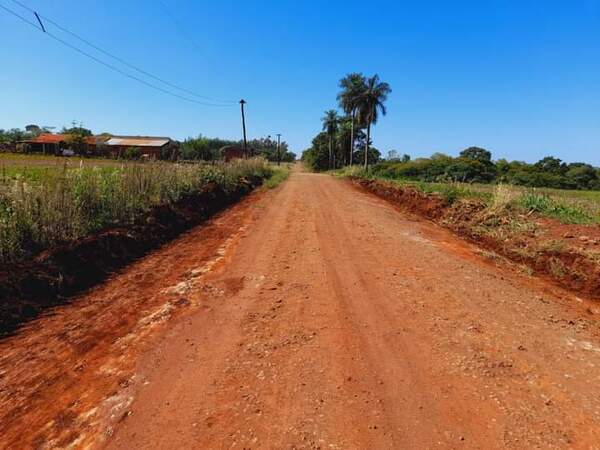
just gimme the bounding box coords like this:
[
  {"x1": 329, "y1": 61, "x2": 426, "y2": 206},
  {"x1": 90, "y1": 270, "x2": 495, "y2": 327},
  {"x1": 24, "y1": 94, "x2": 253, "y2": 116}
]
[{"x1": 2, "y1": 0, "x2": 600, "y2": 164}]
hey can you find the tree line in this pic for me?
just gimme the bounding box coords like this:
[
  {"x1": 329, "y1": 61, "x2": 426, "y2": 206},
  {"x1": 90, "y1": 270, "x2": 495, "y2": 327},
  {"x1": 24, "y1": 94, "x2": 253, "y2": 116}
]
[
  {"x1": 374, "y1": 148, "x2": 600, "y2": 191},
  {"x1": 302, "y1": 73, "x2": 392, "y2": 171},
  {"x1": 180, "y1": 135, "x2": 296, "y2": 163},
  {"x1": 0, "y1": 124, "x2": 56, "y2": 145}
]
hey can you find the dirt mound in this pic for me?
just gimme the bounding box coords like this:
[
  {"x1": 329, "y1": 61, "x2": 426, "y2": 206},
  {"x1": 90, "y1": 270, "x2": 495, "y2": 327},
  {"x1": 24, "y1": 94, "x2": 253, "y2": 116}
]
[
  {"x1": 357, "y1": 179, "x2": 449, "y2": 219},
  {"x1": 0, "y1": 177, "x2": 263, "y2": 335},
  {"x1": 353, "y1": 178, "x2": 600, "y2": 299}
]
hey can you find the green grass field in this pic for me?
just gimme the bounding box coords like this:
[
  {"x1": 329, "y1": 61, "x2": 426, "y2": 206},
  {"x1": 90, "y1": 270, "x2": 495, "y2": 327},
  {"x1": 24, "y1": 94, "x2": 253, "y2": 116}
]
[
  {"x1": 335, "y1": 166, "x2": 600, "y2": 224},
  {"x1": 0, "y1": 153, "x2": 132, "y2": 184},
  {"x1": 0, "y1": 152, "x2": 124, "y2": 167}
]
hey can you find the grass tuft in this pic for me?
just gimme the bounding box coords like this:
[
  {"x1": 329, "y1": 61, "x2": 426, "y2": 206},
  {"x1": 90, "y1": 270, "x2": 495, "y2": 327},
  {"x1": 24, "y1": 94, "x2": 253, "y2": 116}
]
[
  {"x1": 263, "y1": 165, "x2": 291, "y2": 189},
  {"x1": 519, "y1": 192, "x2": 592, "y2": 224}
]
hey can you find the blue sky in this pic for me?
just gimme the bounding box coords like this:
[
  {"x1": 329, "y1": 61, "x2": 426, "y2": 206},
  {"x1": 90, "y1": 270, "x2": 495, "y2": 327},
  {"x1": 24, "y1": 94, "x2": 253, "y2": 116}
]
[{"x1": 2, "y1": 0, "x2": 600, "y2": 164}]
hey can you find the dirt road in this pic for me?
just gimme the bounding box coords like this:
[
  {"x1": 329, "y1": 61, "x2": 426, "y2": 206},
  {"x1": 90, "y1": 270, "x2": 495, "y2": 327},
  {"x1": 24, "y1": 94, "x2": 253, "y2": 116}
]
[{"x1": 2, "y1": 168, "x2": 600, "y2": 449}]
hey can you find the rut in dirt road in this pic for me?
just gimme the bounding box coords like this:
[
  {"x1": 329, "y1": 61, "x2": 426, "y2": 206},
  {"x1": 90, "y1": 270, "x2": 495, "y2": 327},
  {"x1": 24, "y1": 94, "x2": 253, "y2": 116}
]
[{"x1": 3, "y1": 168, "x2": 600, "y2": 449}]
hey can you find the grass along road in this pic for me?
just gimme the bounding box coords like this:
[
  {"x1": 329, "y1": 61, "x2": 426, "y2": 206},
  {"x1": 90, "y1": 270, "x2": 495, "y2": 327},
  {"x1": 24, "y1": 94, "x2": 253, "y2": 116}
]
[
  {"x1": 335, "y1": 166, "x2": 600, "y2": 224},
  {"x1": 2, "y1": 166, "x2": 600, "y2": 448}
]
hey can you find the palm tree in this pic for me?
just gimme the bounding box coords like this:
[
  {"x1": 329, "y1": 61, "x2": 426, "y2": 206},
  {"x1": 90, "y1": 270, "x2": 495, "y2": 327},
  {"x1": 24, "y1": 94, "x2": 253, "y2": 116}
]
[
  {"x1": 337, "y1": 73, "x2": 367, "y2": 166},
  {"x1": 321, "y1": 109, "x2": 339, "y2": 169},
  {"x1": 336, "y1": 115, "x2": 353, "y2": 166},
  {"x1": 356, "y1": 75, "x2": 391, "y2": 170}
]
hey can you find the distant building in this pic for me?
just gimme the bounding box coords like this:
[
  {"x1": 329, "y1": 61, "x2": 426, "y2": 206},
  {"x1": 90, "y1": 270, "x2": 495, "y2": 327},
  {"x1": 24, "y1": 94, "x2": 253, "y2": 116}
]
[
  {"x1": 21, "y1": 133, "x2": 177, "y2": 159},
  {"x1": 22, "y1": 133, "x2": 105, "y2": 155},
  {"x1": 104, "y1": 136, "x2": 177, "y2": 159}
]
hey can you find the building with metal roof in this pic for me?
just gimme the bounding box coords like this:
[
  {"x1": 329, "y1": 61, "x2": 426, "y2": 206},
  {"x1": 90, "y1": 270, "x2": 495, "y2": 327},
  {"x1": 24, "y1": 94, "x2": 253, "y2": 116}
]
[
  {"x1": 104, "y1": 136, "x2": 171, "y2": 147},
  {"x1": 19, "y1": 133, "x2": 177, "y2": 159},
  {"x1": 22, "y1": 133, "x2": 107, "y2": 155},
  {"x1": 103, "y1": 136, "x2": 176, "y2": 159}
]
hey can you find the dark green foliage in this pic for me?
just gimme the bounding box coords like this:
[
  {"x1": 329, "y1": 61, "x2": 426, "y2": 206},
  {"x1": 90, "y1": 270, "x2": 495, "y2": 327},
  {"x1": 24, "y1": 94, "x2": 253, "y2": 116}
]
[
  {"x1": 322, "y1": 110, "x2": 340, "y2": 169},
  {"x1": 337, "y1": 73, "x2": 367, "y2": 116},
  {"x1": 180, "y1": 135, "x2": 296, "y2": 162},
  {"x1": 368, "y1": 149, "x2": 600, "y2": 191},
  {"x1": 301, "y1": 133, "x2": 331, "y2": 171},
  {"x1": 460, "y1": 146, "x2": 492, "y2": 162},
  {"x1": 307, "y1": 72, "x2": 390, "y2": 171},
  {"x1": 1, "y1": 124, "x2": 89, "y2": 145},
  {"x1": 0, "y1": 128, "x2": 28, "y2": 144},
  {"x1": 180, "y1": 135, "x2": 233, "y2": 160},
  {"x1": 534, "y1": 156, "x2": 566, "y2": 174},
  {"x1": 353, "y1": 145, "x2": 382, "y2": 168},
  {"x1": 302, "y1": 130, "x2": 380, "y2": 171},
  {"x1": 61, "y1": 125, "x2": 93, "y2": 137},
  {"x1": 65, "y1": 125, "x2": 93, "y2": 155},
  {"x1": 565, "y1": 164, "x2": 599, "y2": 189},
  {"x1": 249, "y1": 137, "x2": 296, "y2": 163},
  {"x1": 356, "y1": 75, "x2": 392, "y2": 169},
  {"x1": 123, "y1": 147, "x2": 141, "y2": 160},
  {"x1": 337, "y1": 73, "x2": 368, "y2": 166}
]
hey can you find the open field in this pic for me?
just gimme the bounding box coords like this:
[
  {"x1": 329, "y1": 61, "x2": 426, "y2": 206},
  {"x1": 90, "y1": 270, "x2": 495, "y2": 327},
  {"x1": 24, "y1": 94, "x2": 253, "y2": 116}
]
[
  {"x1": 0, "y1": 153, "x2": 139, "y2": 184},
  {"x1": 0, "y1": 152, "x2": 125, "y2": 168}
]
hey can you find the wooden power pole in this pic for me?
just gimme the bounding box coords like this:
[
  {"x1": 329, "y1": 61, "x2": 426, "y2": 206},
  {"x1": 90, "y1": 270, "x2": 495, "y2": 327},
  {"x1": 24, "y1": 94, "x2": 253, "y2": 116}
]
[{"x1": 239, "y1": 99, "x2": 248, "y2": 158}]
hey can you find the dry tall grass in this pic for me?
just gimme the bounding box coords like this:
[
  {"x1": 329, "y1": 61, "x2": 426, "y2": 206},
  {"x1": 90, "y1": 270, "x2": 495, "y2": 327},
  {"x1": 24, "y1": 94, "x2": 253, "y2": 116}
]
[{"x1": 0, "y1": 159, "x2": 271, "y2": 262}]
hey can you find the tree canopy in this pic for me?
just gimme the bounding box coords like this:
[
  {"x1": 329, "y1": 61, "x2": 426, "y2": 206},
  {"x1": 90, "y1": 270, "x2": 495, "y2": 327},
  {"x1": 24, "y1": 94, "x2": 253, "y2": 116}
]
[
  {"x1": 369, "y1": 149, "x2": 600, "y2": 190},
  {"x1": 306, "y1": 73, "x2": 391, "y2": 170},
  {"x1": 180, "y1": 135, "x2": 295, "y2": 162}
]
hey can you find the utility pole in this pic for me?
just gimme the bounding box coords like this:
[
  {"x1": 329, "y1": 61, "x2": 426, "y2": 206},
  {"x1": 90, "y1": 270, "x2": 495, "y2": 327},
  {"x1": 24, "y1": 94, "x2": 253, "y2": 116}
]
[
  {"x1": 276, "y1": 133, "x2": 281, "y2": 166},
  {"x1": 239, "y1": 99, "x2": 248, "y2": 158}
]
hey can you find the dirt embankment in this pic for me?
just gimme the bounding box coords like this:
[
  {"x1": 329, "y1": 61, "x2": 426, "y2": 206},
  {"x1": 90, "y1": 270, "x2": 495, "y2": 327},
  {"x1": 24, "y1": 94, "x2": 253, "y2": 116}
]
[
  {"x1": 0, "y1": 176, "x2": 264, "y2": 335},
  {"x1": 352, "y1": 178, "x2": 600, "y2": 299}
]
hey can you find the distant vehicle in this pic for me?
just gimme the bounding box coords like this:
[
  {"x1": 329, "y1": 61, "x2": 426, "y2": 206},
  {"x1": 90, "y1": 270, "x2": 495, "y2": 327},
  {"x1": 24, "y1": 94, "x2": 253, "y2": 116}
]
[{"x1": 61, "y1": 149, "x2": 75, "y2": 156}]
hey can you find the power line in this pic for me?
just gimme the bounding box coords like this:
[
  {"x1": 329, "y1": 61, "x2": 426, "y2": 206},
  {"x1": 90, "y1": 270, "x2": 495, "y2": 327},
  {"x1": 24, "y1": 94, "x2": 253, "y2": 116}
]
[
  {"x1": 10, "y1": 0, "x2": 234, "y2": 104},
  {"x1": 156, "y1": 0, "x2": 209, "y2": 61},
  {"x1": 1, "y1": 1, "x2": 236, "y2": 107}
]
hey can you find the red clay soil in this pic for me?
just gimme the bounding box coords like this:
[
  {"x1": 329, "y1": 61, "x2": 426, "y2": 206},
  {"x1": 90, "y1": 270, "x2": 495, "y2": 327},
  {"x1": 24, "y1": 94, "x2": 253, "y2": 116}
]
[
  {"x1": 0, "y1": 177, "x2": 262, "y2": 335},
  {"x1": 353, "y1": 178, "x2": 600, "y2": 299},
  {"x1": 3, "y1": 169, "x2": 600, "y2": 448}
]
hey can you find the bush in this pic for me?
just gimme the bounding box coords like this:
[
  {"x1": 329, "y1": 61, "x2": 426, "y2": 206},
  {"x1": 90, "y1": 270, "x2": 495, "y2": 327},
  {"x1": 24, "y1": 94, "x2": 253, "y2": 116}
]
[{"x1": 123, "y1": 147, "x2": 141, "y2": 160}]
